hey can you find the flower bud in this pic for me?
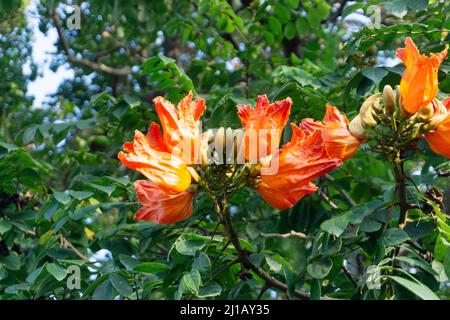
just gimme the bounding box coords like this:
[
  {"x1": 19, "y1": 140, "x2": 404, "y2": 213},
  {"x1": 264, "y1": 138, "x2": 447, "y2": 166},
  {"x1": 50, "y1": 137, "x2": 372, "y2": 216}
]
[
  {"x1": 360, "y1": 93, "x2": 382, "y2": 128},
  {"x1": 349, "y1": 115, "x2": 369, "y2": 139},
  {"x1": 427, "y1": 99, "x2": 448, "y2": 130},
  {"x1": 383, "y1": 85, "x2": 395, "y2": 114}
]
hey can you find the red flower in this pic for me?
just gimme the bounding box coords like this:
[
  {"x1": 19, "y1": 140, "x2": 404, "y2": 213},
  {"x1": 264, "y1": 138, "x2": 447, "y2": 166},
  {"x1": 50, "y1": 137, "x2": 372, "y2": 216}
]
[
  {"x1": 134, "y1": 180, "x2": 193, "y2": 224},
  {"x1": 424, "y1": 98, "x2": 450, "y2": 158},
  {"x1": 396, "y1": 37, "x2": 448, "y2": 115},
  {"x1": 257, "y1": 125, "x2": 342, "y2": 210},
  {"x1": 299, "y1": 104, "x2": 362, "y2": 161},
  {"x1": 237, "y1": 95, "x2": 291, "y2": 161}
]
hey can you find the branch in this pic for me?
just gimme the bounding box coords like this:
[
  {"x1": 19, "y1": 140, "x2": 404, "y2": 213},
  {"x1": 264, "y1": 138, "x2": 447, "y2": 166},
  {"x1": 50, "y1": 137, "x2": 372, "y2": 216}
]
[
  {"x1": 60, "y1": 235, "x2": 88, "y2": 260},
  {"x1": 218, "y1": 199, "x2": 310, "y2": 300},
  {"x1": 393, "y1": 158, "x2": 408, "y2": 229},
  {"x1": 317, "y1": 189, "x2": 339, "y2": 210},
  {"x1": 51, "y1": 11, "x2": 131, "y2": 77},
  {"x1": 259, "y1": 230, "x2": 308, "y2": 240}
]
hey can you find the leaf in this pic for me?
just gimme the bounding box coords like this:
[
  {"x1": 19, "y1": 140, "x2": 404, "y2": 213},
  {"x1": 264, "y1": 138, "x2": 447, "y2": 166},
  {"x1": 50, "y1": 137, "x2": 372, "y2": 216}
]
[
  {"x1": 3, "y1": 252, "x2": 21, "y2": 270},
  {"x1": 320, "y1": 214, "x2": 349, "y2": 237},
  {"x1": 53, "y1": 191, "x2": 71, "y2": 205},
  {"x1": 92, "y1": 278, "x2": 114, "y2": 300},
  {"x1": 89, "y1": 183, "x2": 115, "y2": 196},
  {"x1": 182, "y1": 269, "x2": 202, "y2": 295},
  {"x1": 444, "y1": 250, "x2": 450, "y2": 279},
  {"x1": 307, "y1": 258, "x2": 333, "y2": 279},
  {"x1": 174, "y1": 233, "x2": 207, "y2": 256},
  {"x1": 382, "y1": 228, "x2": 409, "y2": 246},
  {"x1": 197, "y1": 282, "x2": 222, "y2": 298},
  {"x1": 46, "y1": 263, "x2": 67, "y2": 281},
  {"x1": 310, "y1": 279, "x2": 321, "y2": 300},
  {"x1": 389, "y1": 276, "x2": 439, "y2": 300},
  {"x1": 192, "y1": 251, "x2": 211, "y2": 275},
  {"x1": 119, "y1": 254, "x2": 140, "y2": 271},
  {"x1": 265, "y1": 256, "x2": 283, "y2": 272},
  {"x1": 133, "y1": 262, "x2": 168, "y2": 273},
  {"x1": 0, "y1": 219, "x2": 12, "y2": 235},
  {"x1": 362, "y1": 67, "x2": 389, "y2": 85},
  {"x1": 0, "y1": 141, "x2": 19, "y2": 152},
  {"x1": 69, "y1": 190, "x2": 94, "y2": 200},
  {"x1": 109, "y1": 273, "x2": 133, "y2": 297}
]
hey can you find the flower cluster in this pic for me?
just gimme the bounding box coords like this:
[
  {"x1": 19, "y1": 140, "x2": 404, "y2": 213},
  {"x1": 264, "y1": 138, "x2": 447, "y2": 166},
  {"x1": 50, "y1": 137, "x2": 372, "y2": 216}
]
[
  {"x1": 349, "y1": 37, "x2": 449, "y2": 158},
  {"x1": 119, "y1": 94, "x2": 361, "y2": 223},
  {"x1": 119, "y1": 38, "x2": 449, "y2": 225}
]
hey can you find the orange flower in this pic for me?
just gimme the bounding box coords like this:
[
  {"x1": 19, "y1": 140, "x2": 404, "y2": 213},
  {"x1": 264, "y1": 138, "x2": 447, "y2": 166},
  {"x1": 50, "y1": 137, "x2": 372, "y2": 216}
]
[
  {"x1": 257, "y1": 125, "x2": 342, "y2": 210},
  {"x1": 134, "y1": 180, "x2": 194, "y2": 224},
  {"x1": 396, "y1": 37, "x2": 448, "y2": 115},
  {"x1": 237, "y1": 95, "x2": 291, "y2": 161},
  {"x1": 299, "y1": 104, "x2": 362, "y2": 161},
  {"x1": 153, "y1": 91, "x2": 205, "y2": 164},
  {"x1": 118, "y1": 126, "x2": 191, "y2": 193},
  {"x1": 424, "y1": 98, "x2": 450, "y2": 158}
]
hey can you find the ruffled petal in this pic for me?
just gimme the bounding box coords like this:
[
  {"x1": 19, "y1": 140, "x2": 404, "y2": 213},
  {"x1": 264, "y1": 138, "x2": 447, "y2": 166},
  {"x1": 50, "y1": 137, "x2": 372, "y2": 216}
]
[
  {"x1": 236, "y1": 95, "x2": 292, "y2": 160},
  {"x1": 299, "y1": 104, "x2": 362, "y2": 161},
  {"x1": 397, "y1": 37, "x2": 448, "y2": 114},
  {"x1": 257, "y1": 129, "x2": 342, "y2": 210},
  {"x1": 118, "y1": 130, "x2": 191, "y2": 193},
  {"x1": 425, "y1": 113, "x2": 450, "y2": 159},
  {"x1": 153, "y1": 91, "x2": 205, "y2": 164},
  {"x1": 134, "y1": 180, "x2": 193, "y2": 224}
]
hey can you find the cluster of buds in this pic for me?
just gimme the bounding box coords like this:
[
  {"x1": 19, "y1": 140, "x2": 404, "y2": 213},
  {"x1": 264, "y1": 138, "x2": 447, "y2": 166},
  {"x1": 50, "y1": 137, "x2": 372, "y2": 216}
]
[{"x1": 349, "y1": 38, "x2": 449, "y2": 158}]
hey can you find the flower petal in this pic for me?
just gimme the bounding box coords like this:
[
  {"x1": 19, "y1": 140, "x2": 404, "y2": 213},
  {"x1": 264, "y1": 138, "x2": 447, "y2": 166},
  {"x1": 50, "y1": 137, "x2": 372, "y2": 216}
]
[
  {"x1": 134, "y1": 180, "x2": 193, "y2": 224},
  {"x1": 299, "y1": 104, "x2": 362, "y2": 161},
  {"x1": 153, "y1": 91, "x2": 205, "y2": 164},
  {"x1": 257, "y1": 128, "x2": 342, "y2": 210},
  {"x1": 425, "y1": 113, "x2": 450, "y2": 159},
  {"x1": 237, "y1": 95, "x2": 292, "y2": 160},
  {"x1": 397, "y1": 37, "x2": 448, "y2": 114},
  {"x1": 118, "y1": 130, "x2": 191, "y2": 193}
]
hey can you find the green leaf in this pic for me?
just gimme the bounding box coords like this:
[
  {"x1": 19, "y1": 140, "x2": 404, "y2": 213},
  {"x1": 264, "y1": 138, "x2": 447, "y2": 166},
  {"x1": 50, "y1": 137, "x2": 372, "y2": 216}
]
[
  {"x1": 265, "y1": 256, "x2": 283, "y2": 272},
  {"x1": 3, "y1": 252, "x2": 21, "y2": 270},
  {"x1": 0, "y1": 219, "x2": 12, "y2": 235},
  {"x1": 307, "y1": 258, "x2": 333, "y2": 279},
  {"x1": 119, "y1": 254, "x2": 140, "y2": 271},
  {"x1": 362, "y1": 67, "x2": 389, "y2": 85},
  {"x1": 174, "y1": 233, "x2": 207, "y2": 256},
  {"x1": 109, "y1": 273, "x2": 133, "y2": 297},
  {"x1": 133, "y1": 262, "x2": 169, "y2": 273},
  {"x1": 46, "y1": 263, "x2": 67, "y2": 281},
  {"x1": 382, "y1": 228, "x2": 409, "y2": 246},
  {"x1": 444, "y1": 250, "x2": 450, "y2": 279},
  {"x1": 320, "y1": 214, "x2": 349, "y2": 237},
  {"x1": 0, "y1": 141, "x2": 19, "y2": 152},
  {"x1": 69, "y1": 190, "x2": 94, "y2": 201},
  {"x1": 389, "y1": 276, "x2": 439, "y2": 300},
  {"x1": 92, "y1": 278, "x2": 114, "y2": 300},
  {"x1": 182, "y1": 269, "x2": 202, "y2": 295},
  {"x1": 89, "y1": 183, "x2": 115, "y2": 196},
  {"x1": 192, "y1": 251, "x2": 211, "y2": 275},
  {"x1": 53, "y1": 191, "x2": 71, "y2": 205},
  {"x1": 310, "y1": 279, "x2": 321, "y2": 300},
  {"x1": 197, "y1": 282, "x2": 222, "y2": 298}
]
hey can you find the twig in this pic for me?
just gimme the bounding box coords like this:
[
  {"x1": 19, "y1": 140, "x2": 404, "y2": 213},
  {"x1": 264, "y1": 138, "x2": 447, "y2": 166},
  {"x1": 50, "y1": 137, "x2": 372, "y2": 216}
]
[
  {"x1": 218, "y1": 199, "x2": 310, "y2": 300},
  {"x1": 259, "y1": 231, "x2": 308, "y2": 240},
  {"x1": 393, "y1": 158, "x2": 408, "y2": 230},
  {"x1": 317, "y1": 189, "x2": 339, "y2": 210},
  {"x1": 51, "y1": 11, "x2": 131, "y2": 77},
  {"x1": 60, "y1": 235, "x2": 88, "y2": 260}
]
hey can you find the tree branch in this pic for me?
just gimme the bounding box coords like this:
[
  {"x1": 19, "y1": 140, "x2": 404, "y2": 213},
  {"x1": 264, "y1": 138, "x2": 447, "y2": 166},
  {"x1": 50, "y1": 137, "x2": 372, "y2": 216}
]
[
  {"x1": 51, "y1": 11, "x2": 131, "y2": 77},
  {"x1": 393, "y1": 158, "x2": 408, "y2": 229},
  {"x1": 217, "y1": 199, "x2": 310, "y2": 300},
  {"x1": 259, "y1": 230, "x2": 309, "y2": 240}
]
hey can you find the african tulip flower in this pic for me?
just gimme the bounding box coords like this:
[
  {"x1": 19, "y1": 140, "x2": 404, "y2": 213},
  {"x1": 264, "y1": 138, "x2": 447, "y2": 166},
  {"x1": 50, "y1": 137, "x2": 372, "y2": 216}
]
[
  {"x1": 299, "y1": 104, "x2": 362, "y2": 161},
  {"x1": 153, "y1": 91, "x2": 205, "y2": 164},
  {"x1": 257, "y1": 125, "x2": 342, "y2": 210},
  {"x1": 237, "y1": 95, "x2": 291, "y2": 161},
  {"x1": 396, "y1": 37, "x2": 448, "y2": 115},
  {"x1": 119, "y1": 92, "x2": 206, "y2": 224},
  {"x1": 424, "y1": 98, "x2": 450, "y2": 158},
  {"x1": 118, "y1": 126, "x2": 191, "y2": 193},
  {"x1": 134, "y1": 180, "x2": 194, "y2": 224}
]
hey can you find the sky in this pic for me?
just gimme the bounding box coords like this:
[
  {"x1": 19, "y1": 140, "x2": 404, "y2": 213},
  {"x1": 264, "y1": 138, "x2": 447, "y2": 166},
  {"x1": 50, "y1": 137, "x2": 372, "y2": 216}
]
[{"x1": 24, "y1": 0, "x2": 74, "y2": 108}]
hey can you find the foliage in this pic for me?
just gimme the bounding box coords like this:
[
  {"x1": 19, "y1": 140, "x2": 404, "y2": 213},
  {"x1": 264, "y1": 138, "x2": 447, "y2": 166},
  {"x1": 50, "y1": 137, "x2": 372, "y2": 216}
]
[{"x1": 0, "y1": 0, "x2": 450, "y2": 300}]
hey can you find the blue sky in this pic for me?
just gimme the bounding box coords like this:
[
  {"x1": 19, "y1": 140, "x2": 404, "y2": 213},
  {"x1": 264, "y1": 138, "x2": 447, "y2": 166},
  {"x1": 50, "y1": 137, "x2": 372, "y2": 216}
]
[{"x1": 25, "y1": 0, "x2": 74, "y2": 108}]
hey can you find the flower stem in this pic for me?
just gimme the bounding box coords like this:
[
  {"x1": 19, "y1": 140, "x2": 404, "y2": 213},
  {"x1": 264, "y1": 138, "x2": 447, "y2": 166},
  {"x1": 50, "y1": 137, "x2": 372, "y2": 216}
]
[{"x1": 393, "y1": 153, "x2": 408, "y2": 229}]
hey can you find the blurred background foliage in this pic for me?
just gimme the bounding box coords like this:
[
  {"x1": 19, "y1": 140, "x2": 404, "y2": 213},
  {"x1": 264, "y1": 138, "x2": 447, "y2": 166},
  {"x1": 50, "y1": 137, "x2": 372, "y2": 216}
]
[{"x1": 0, "y1": 0, "x2": 450, "y2": 300}]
